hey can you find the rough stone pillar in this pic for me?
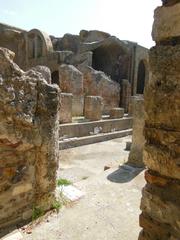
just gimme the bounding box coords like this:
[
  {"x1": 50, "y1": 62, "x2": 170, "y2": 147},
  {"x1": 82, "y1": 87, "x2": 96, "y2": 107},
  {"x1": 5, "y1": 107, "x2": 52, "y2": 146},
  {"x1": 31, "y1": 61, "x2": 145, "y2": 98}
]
[
  {"x1": 59, "y1": 64, "x2": 84, "y2": 116},
  {"x1": 84, "y1": 96, "x2": 103, "y2": 121},
  {"x1": 128, "y1": 95, "x2": 143, "y2": 117},
  {"x1": 127, "y1": 96, "x2": 145, "y2": 168},
  {"x1": 120, "y1": 79, "x2": 131, "y2": 113},
  {"x1": 0, "y1": 48, "x2": 60, "y2": 229},
  {"x1": 139, "y1": 1, "x2": 180, "y2": 239},
  {"x1": 59, "y1": 93, "x2": 73, "y2": 124}
]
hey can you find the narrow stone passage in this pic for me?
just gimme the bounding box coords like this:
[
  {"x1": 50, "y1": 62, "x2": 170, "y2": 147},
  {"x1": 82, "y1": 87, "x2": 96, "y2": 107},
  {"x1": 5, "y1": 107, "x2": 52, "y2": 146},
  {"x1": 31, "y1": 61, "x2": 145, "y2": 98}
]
[{"x1": 20, "y1": 136, "x2": 145, "y2": 240}]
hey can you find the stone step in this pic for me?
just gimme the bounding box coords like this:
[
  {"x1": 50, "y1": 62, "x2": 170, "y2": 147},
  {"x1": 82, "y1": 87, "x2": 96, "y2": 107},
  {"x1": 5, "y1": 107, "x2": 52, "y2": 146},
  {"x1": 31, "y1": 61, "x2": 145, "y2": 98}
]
[
  {"x1": 72, "y1": 115, "x2": 111, "y2": 123},
  {"x1": 59, "y1": 117, "x2": 132, "y2": 138},
  {"x1": 59, "y1": 128, "x2": 132, "y2": 150}
]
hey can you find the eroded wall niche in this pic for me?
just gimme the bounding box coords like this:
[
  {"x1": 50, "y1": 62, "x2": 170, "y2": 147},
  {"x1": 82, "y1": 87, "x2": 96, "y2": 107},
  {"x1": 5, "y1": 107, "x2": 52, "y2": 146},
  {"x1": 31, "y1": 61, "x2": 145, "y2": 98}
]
[
  {"x1": 139, "y1": 1, "x2": 180, "y2": 239},
  {"x1": 92, "y1": 41, "x2": 130, "y2": 84},
  {"x1": 136, "y1": 60, "x2": 146, "y2": 94},
  {"x1": 0, "y1": 47, "x2": 60, "y2": 230}
]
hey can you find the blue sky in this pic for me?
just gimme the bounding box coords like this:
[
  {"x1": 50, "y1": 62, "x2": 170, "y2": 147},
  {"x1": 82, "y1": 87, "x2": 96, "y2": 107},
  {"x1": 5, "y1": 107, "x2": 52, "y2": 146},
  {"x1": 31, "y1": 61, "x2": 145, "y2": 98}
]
[{"x1": 0, "y1": 0, "x2": 161, "y2": 48}]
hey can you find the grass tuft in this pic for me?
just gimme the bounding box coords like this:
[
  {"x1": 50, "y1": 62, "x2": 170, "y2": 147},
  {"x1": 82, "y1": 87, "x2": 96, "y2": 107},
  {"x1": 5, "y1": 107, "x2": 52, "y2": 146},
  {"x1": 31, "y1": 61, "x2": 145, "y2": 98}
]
[
  {"x1": 52, "y1": 200, "x2": 62, "y2": 212},
  {"x1": 32, "y1": 206, "x2": 44, "y2": 221},
  {"x1": 57, "y1": 178, "x2": 72, "y2": 186}
]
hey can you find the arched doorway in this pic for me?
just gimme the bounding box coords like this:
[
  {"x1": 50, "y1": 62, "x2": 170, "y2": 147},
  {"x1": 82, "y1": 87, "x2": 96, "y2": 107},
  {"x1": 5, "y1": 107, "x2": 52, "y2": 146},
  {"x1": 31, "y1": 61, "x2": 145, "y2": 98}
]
[
  {"x1": 51, "y1": 71, "x2": 59, "y2": 85},
  {"x1": 136, "y1": 60, "x2": 146, "y2": 94},
  {"x1": 92, "y1": 39, "x2": 129, "y2": 84}
]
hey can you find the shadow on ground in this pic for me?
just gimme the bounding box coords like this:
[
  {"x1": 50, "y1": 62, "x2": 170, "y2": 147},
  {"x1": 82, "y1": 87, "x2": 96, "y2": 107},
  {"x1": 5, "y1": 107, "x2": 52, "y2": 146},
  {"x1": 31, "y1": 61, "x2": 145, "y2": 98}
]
[{"x1": 107, "y1": 164, "x2": 144, "y2": 183}]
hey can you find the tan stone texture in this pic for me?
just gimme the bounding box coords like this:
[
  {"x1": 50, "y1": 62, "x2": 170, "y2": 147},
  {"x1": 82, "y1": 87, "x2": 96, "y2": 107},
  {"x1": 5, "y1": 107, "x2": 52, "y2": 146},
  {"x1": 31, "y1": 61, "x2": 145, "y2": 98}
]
[
  {"x1": 79, "y1": 30, "x2": 110, "y2": 43},
  {"x1": 59, "y1": 93, "x2": 72, "y2": 123},
  {"x1": 59, "y1": 64, "x2": 84, "y2": 116},
  {"x1": 128, "y1": 96, "x2": 145, "y2": 168},
  {"x1": 82, "y1": 66, "x2": 120, "y2": 114},
  {"x1": 84, "y1": 96, "x2": 103, "y2": 121},
  {"x1": 0, "y1": 47, "x2": 60, "y2": 229},
  {"x1": 109, "y1": 108, "x2": 124, "y2": 119},
  {"x1": 139, "y1": 3, "x2": 180, "y2": 238},
  {"x1": 120, "y1": 79, "x2": 131, "y2": 113},
  {"x1": 152, "y1": 3, "x2": 180, "y2": 42}
]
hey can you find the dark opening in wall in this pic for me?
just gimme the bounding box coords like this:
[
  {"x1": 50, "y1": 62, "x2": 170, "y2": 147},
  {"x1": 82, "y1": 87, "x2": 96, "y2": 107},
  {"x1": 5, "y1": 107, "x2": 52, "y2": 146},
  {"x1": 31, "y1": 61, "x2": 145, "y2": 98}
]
[
  {"x1": 51, "y1": 71, "x2": 59, "y2": 85},
  {"x1": 92, "y1": 43, "x2": 129, "y2": 84},
  {"x1": 137, "y1": 60, "x2": 146, "y2": 94}
]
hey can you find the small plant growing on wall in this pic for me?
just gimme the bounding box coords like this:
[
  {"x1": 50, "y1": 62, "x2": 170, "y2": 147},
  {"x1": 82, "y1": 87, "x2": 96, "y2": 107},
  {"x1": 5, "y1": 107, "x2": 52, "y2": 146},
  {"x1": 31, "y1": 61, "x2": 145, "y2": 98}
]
[
  {"x1": 32, "y1": 206, "x2": 45, "y2": 221},
  {"x1": 52, "y1": 200, "x2": 62, "y2": 212}
]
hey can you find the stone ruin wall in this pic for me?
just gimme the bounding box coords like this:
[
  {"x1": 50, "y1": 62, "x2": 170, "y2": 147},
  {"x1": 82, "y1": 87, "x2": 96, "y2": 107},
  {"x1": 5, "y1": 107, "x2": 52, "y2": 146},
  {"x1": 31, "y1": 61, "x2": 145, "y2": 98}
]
[
  {"x1": 139, "y1": 1, "x2": 180, "y2": 239},
  {"x1": 0, "y1": 24, "x2": 150, "y2": 118},
  {"x1": 0, "y1": 47, "x2": 60, "y2": 230},
  {"x1": 59, "y1": 64, "x2": 84, "y2": 117},
  {"x1": 80, "y1": 66, "x2": 120, "y2": 115},
  {"x1": 0, "y1": 24, "x2": 27, "y2": 70}
]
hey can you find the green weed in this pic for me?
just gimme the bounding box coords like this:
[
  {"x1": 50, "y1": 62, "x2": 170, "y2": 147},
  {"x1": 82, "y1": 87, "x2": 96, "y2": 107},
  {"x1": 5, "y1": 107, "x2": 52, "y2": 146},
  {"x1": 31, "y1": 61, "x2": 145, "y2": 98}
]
[
  {"x1": 57, "y1": 178, "x2": 72, "y2": 186},
  {"x1": 32, "y1": 206, "x2": 44, "y2": 221}
]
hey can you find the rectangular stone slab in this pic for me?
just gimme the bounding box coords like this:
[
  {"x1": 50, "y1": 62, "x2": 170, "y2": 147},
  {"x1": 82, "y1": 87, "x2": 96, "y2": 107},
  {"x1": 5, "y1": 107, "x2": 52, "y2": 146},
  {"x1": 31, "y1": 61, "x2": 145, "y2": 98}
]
[{"x1": 152, "y1": 3, "x2": 180, "y2": 42}]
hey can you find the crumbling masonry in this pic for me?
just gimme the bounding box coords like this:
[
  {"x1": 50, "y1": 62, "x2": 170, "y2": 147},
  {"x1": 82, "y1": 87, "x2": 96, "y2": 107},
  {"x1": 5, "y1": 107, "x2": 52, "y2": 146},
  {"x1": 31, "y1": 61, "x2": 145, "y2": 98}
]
[
  {"x1": 139, "y1": 1, "x2": 180, "y2": 239},
  {"x1": 0, "y1": 48, "x2": 60, "y2": 230}
]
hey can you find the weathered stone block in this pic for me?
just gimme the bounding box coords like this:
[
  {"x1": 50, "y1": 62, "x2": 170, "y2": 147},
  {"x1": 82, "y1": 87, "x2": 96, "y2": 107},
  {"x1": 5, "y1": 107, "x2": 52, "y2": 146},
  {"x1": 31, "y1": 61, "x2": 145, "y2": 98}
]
[
  {"x1": 152, "y1": 3, "x2": 180, "y2": 42},
  {"x1": 59, "y1": 93, "x2": 72, "y2": 123},
  {"x1": 59, "y1": 64, "x2": 84, "y2": 116},
  {"x1": 140, "y1": 188, "x2": 180, "y2": 232},
  {"x1": 144, "y1": 127, "x2": 180, "y2": 155},
  {"x1": 0, "y1": 47, "x2": 60, "y2": 229},
  {"x1": 139, "y1": 213, "x2": 172, "y2": 239},
  {"x1": 149, "y1": 45, "x2": 180, "y2": 76},
  {"x1": 139, "y1": 3, "x2": 180, "y2": 239},
  {"x1": 145, "y1": 46, "x2": 180, "y2": 131},
  {"x1": 31, "y1": 65, "x2": 51, "y2": 84},
  {"x1": 59, "y1": 64, "x2": 83, "y2": 95},
  {"x1": 84, "y1": 96, "x2": 103, "y2": 121},
  {"x1": 143, "y1": 144, "x2": 180, "y2": 180},
  {"x1": 144, "y1": 170, "x2": 169, "y2": 187},
  {"x1": 109, "y1": 108, "x2": 124, "y2": 119},
  {"x1": 81, "y1": 66, "x2": 120, "y2": 114},
  {"x1": 128, "y1": 96, "x2": 145, "y2": 167},
  {"x1": 72, "y1": 95, "x2": 84, "y2": 117}
]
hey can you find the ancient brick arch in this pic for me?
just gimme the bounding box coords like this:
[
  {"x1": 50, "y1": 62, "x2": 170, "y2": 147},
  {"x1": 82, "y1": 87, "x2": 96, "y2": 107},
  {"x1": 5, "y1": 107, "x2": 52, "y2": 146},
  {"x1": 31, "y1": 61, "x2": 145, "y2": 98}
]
[
  {"x1": 92, "y1": 37, "x2": 130, "y2": 84},
  {"x1": 26, "y1": 29, "x2": 53, "y2": 59}
]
